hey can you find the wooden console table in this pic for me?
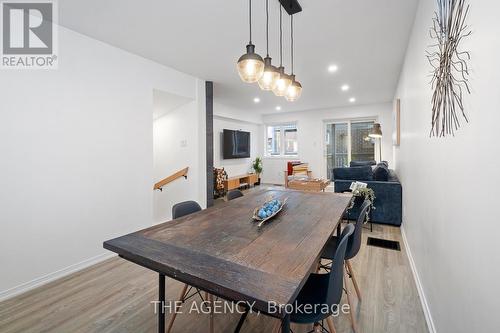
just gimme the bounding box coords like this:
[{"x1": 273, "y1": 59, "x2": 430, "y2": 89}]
[{"x1": 224, "y1": 173, "x2": 258, "y2": 191}]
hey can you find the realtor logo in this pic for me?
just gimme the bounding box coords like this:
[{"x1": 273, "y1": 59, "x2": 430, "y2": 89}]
[{"x1": 1, "y1": 0, "x2": 58, "y2": 69}]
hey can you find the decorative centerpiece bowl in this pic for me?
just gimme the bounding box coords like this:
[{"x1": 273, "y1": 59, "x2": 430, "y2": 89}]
[{"x1": 252, "y1": 197, "x2": 288, "y2": 227}]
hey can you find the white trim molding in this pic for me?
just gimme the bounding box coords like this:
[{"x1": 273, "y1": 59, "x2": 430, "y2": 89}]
[
  {"x1": 401, "y1": 226, "x2": 437, "y2": 333},
  {"x1": 0, "y1": 252, "x2": 116, "y2": 302}
]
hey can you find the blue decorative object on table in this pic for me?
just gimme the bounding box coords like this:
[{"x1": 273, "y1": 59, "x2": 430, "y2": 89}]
[{"x1": 252, "y1": 197, "x2": 288, "y2": 227}]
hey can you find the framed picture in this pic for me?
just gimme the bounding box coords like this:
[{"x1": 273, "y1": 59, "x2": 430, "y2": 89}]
[{"x1": 393, "y1": 98, "x2": 401, "y2": 146}]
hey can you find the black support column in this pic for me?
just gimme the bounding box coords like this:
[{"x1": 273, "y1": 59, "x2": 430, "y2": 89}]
[{"x1": 205, "y1": 81, "x2": 214, "y2": 207}]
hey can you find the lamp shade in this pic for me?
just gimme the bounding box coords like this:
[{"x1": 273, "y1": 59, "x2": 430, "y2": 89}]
[
  {"x1": 285, "y1": 74, "x2": 302, "y2": 101},
  {"x1": 272, "y1": 66, "x2": 292, "y2": 97},
  {"x1": 237, "y1": 44, "x2": 265, "y2": 83},
  {"x1": 258, "y1": 56, "x2": 279, "y2": 90},
  {"x1": 369, "y1": 123, "x2": 383, "y2": 138}
]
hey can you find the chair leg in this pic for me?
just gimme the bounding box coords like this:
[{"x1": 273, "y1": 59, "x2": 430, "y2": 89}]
[
  {"x1": 346, "y1": 260, "x2": 362, "y2": 301},
  {"x1": 207, "y1": 293, "x2": 214, "y2": 333},
  {"x1": 167, "y1": 283, "x2": 189, "y2": 333},
  {"x1": 326, "y1": 316, "x2": 337, "y2": 333},
  {"x1": 344, "y1": 274, "x2": 358, "y2": 333}
]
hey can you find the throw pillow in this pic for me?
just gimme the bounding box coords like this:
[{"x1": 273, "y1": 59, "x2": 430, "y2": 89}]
[{"x1": 373, "y1": 163, "x2": 389, "y2": 181}]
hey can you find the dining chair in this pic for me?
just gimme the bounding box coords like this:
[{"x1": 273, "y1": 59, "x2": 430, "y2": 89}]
[
  {"x1": 227, "y1": 189, "x2": 244, "y2": 201},
  {"x1": 168, "y1": 201, "x2": 214, "y2": 333},
  {"x1": 172, "y1": 200, "x2": 202, "y2": 219},
  {"x1": 273, "y1": 224, "x2": 354, "y2": 333},
  {"x1": 317, "y1": 199, "x2": 370, "y2": 333},
  {"x1": 320, "y1": 199, "x2": 370, "y2": 300}
]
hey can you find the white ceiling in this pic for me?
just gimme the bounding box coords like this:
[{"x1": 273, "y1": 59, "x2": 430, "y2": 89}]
[{"x1": 58, "y1": 0, "x2": 418, "y2": 114}]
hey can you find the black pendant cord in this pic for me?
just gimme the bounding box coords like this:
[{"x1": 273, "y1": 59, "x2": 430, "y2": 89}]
[
  {"x1": 265, "y1": 0, "x2": 269, "y2": 56},
  {"x1": 290, "y1": 14, "x2": 294, "y2": 75},
  {"x1": 249, "y1": 0, "x2": 252, "y2": 43},
  {"x1": 279, "y1": 5, "x2": 283, "y2": 66}
]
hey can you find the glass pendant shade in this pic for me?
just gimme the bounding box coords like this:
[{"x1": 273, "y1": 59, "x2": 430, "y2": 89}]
[
  {"x1": 237, "y1": 44, "x2": 265, "y2": 83},
  {"x1": 273, "y1": 67, "x2": 292, "y2": 96},
  {"x1": 258, "y1": 57, "x2": 279, "y2": 90},
  {"x1": 285, "y1": 75, "x2": 302, "y2": 101}
]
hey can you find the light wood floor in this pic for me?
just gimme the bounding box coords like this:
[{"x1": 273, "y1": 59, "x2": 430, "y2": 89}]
[{"x1": 0, "y1": 188, "x2": 428, "y2": 333}]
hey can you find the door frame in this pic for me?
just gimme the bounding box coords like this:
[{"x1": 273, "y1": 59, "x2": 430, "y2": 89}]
[{"x1": 321, "y1": 117, "x2": 378, "y2": 179}]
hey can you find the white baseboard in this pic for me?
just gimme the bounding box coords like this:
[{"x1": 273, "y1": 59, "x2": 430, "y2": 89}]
[
  {"x1": 0, "y1": 252, "x2": 116, "y2": 302},
  {"x1": 401, "y1": 226, "x2": 437, "y2": 333}
]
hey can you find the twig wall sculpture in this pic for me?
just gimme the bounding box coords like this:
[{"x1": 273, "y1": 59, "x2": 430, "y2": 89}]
[{"x1": 427, "y1": 0, "x2": 471, "y2": 137}]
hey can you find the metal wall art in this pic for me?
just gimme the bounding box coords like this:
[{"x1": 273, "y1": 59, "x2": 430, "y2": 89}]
[{"x1": 427, "y1": 0, "x2": 471, "y2": 137}]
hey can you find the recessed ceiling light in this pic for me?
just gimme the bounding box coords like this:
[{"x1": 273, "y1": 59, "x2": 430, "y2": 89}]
[
  {"x1": 253, "y1": 97, "x2": 260, "y2": 103},
  {"x1": 328, "y1": 65, "x2": 338, "y2": 73},
  {"x1": 349, "y1": 97, "x2": 356, "y2": 103},
  {"x1": 341, "y1": 84, "x2": 350, "y2": 91},
  {"x1": 275, "y1": 106, "x2": 282, "y2": 111}
]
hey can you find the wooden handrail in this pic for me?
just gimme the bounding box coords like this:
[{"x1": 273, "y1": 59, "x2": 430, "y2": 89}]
[{"x1": 154, "y1": 167, "x2": 189, "y2": 191}]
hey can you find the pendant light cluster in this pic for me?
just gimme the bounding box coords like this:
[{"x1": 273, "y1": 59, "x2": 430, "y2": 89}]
[{"x1": 237, "y1": 0, "x2": 302, "y2": 102}]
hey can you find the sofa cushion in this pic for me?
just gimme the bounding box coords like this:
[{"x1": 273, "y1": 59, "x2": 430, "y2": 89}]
[
  {"x1": 350, "y1": 160, "x2": 376, "y2": 167},
  {"x1": 333, "y1": 166, "x2": 373, "y2": 181},
  {"x1": 373, "y1": 163, "x2": 389, "y2": 181}
]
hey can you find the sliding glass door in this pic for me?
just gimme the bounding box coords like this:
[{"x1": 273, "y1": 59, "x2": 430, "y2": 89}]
[
  {"x1": 351, "y1": 121, "x2": 376, "y2": 161},
  {"x1": 325, "y1": 120, "x2": 375, "y2": 178},
  {"x1": 326, "y1": 123, "x2": 348, "y2": 170}
]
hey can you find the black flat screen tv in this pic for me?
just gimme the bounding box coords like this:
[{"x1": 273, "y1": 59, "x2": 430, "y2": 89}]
[{"x1": 223, "y1": 129, "x2": 250, "y2": 159}]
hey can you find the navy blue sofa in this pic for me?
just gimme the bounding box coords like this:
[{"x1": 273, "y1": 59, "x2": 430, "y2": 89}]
[{"x1": 332, "y1": 162, "x2": 402, "y2": 226}]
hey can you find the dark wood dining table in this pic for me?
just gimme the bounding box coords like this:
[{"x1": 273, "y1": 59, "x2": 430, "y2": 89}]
[{"x1": 103, "y1": 189, "x2": 352, "y2": 333}]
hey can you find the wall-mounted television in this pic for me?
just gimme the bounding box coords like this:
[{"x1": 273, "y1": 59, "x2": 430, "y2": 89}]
[{"x1": 223, "y1": 129, "x2": 250, "y2": 159}]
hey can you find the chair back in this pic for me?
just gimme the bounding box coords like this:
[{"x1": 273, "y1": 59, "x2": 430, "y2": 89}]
[
  {"x1": 345, "y1": 199, "x2": 371, "y2": 260},
  {"x1": 172, "y1": 201, "x2": 202, "y2": 219},
  {"x1": 326, "y1": 224, "x2": 354, "y2": 307},
  {"x1": 227, "y1": 190, "x2": 244, "y2": 201}
]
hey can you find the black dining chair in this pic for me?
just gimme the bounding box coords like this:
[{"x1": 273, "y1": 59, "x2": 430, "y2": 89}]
[
  {"x1": 273, "y1": 224, "x2": 355, "y2": 333},
  {"x1": 227, "y1": 189, "x2": 244, "y2": 201},
  {"x1": 168, "y1": 200, "x2": 214, "y2": 333},
  {"x1": 319, "y1": 199, "x2": 371, "y2": 332},
  {"x1": 172, "y1": 200, "x2": 202, "y2": 219}
]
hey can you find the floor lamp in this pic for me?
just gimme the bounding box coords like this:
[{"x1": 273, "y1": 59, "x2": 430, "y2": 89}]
[{"x1": 369, "y1": 123, "x2": 383, "y2": 162}]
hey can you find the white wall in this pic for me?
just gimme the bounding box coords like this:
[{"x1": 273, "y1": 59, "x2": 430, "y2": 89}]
[
  {"x1": 213, "y1": 102, "x2": 263, "y2": 124},
  {"x1": 395, "y1": 1, "x2": 500, "y2": 332},
  {"x1": 0, "y1": 25, "x2": 205, "y2": 298},
  {"x1": 213, "y1": 116, "x2": 262, "y2": 177},
  {"x1": 211, "y1": 103, "x2": 263, "y2": 178},
  {"x1": 261, "y1": 103, "x2": 394, "y2": 184},
  {"x1": 153, "y1": 96, "x2": 206, "y2": 223}
]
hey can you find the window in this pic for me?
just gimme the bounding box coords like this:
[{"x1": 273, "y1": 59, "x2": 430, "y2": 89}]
[
  {"x1": 351, "y1": 122, "x2": 375, "y2": 162},
  {"x1": 325, "y1": 120, "x2": 375, "y2": 175},
  {"x1": 266, "y1": 124, "x2": 298, "y2": 156}
]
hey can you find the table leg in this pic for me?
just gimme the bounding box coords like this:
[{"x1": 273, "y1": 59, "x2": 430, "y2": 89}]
[
  {"x1": 281, "y1": 314, "x2": 290, "y2": 332},
  {"x1": 158, "y1": 274, "x2": 166, "y2": 333}
]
